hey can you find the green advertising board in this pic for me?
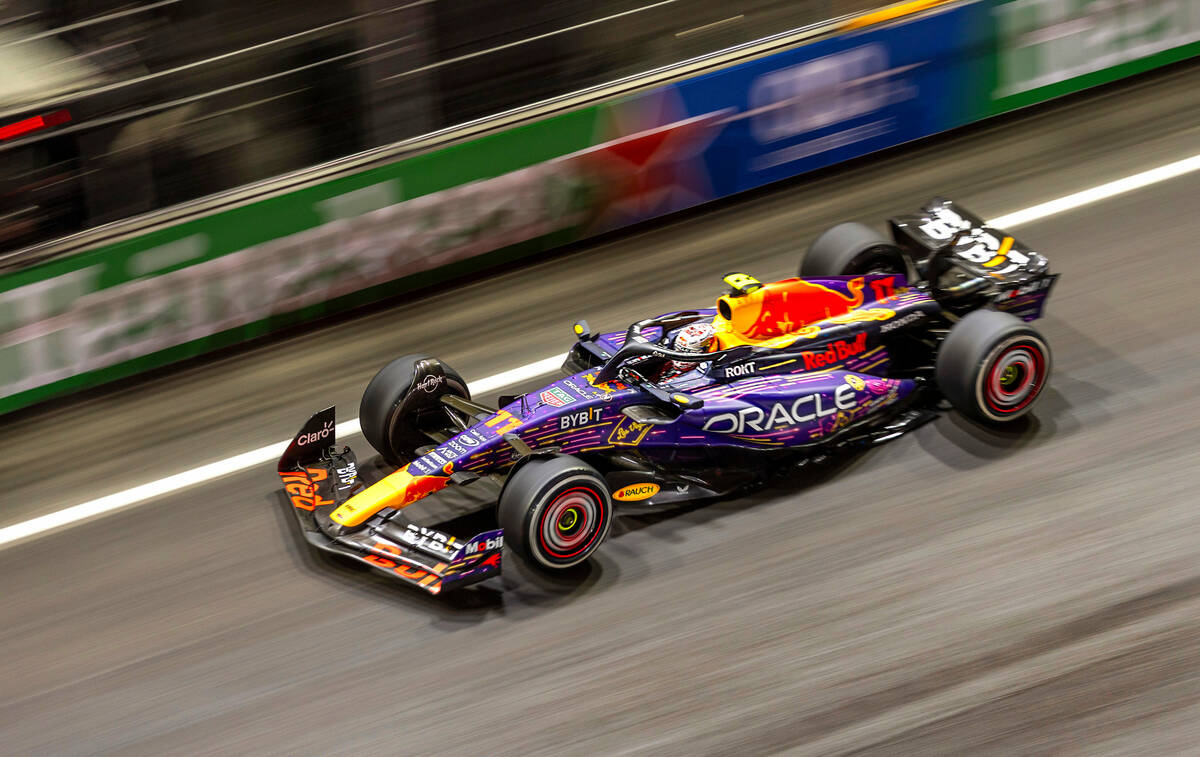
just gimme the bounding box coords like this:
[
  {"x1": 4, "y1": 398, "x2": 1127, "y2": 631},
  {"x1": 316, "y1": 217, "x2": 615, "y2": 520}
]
[
  {"x1": 990, "y1": 0, "x2": 1200, "y2": 113},
  {"x1": 0, "y1": 107, "x2": 606, "y2": 411}
]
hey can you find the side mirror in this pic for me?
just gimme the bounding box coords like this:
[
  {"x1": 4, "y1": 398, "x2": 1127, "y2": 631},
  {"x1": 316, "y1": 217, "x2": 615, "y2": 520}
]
[{"x1": 669, "y1": 391, "x2": 704, "y2": 410}]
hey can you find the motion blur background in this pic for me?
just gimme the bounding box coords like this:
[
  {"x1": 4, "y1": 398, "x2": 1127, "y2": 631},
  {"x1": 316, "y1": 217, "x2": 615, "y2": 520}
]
[
  {"x1": 1, "y1": 0, "x2": 868, "y2": 252},
  {"x1": 2, "y1": 0, "x2": 1199, "y2": 754}
]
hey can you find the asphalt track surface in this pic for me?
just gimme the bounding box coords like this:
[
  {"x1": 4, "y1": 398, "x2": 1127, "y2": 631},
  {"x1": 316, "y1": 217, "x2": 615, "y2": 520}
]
[{"x1": 3, "y1": 62, "x2": 1200, "y2": 756}]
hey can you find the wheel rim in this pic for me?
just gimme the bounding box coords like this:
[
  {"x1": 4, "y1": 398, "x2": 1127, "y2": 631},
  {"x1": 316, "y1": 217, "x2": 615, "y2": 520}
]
[
  {"x1": 984, "y1": 341, "x2": 1046, "y2": 416},
  {"x1": 537, "y1": 486, "x2": 605, "y2": 561}
]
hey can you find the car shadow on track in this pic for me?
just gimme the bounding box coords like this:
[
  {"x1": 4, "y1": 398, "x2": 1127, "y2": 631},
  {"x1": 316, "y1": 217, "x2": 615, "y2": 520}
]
[
  {"x1": 914, "y1": 315, "x2": 1152, "y2": 472},
  {"x1": 914, "y1": 376, "x2": 1116, "y2": 472},
  {"x1": 916, "y1": 410, "x2": 1046, "y2": 470},
  {"x1": 612, "y1": 447, "x2": 876, "y2": 537}
]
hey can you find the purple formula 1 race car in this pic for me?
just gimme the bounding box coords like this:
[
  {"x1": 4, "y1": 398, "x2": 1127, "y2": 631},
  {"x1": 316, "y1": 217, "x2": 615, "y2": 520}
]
[{"x1": 277, "y1": 198, "x2": 1058, "y2": 594}]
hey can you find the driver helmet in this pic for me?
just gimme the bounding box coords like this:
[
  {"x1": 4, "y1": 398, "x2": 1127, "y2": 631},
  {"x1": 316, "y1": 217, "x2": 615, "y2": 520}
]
[{"x1": 668, "y1": 322, "x2": 716, "y2": 374}]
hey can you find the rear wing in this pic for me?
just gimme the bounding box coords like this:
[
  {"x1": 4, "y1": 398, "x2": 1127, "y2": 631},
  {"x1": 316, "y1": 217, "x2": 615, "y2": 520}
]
[
  {"x1": 890, "y1": 197, "x2": 1058, "y2": 320},
  {"x1": 889, "y1": 198, "x2": 1050, "y2": 279}
]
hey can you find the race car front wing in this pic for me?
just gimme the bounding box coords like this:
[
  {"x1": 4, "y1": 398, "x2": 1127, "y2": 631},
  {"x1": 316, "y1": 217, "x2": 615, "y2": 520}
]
[{"x1": 277, "y1": 408, "x2": 502, "y2": 594}]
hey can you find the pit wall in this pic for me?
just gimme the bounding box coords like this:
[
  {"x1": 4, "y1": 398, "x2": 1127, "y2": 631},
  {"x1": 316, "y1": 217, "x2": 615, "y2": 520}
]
[{"x1": 2, "y1": 0, "x2": 1196, "y2": 413}]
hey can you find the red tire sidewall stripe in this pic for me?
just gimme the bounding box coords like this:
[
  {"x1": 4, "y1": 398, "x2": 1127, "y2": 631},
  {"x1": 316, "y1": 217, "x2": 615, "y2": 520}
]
[
  {"x1": 981, "y1": 338, "x2": 1047, "y2": 416},
  {"x1": 535, "y1": 484, "x2": 607, "y2": 561}
]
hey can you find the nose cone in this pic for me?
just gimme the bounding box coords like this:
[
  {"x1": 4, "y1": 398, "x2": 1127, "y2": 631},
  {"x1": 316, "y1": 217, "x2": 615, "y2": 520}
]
[{"x1": 330, "y1": 465, "x2": 451, "y2": 528}]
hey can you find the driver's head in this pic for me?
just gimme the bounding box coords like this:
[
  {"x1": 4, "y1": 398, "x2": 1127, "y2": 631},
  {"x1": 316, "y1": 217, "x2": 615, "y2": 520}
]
[
  {"x1": 668, "y1": 322, "x2": 716, "y2": 374},
  {"x1": 674, "y1": 322, "x2": 716, "y2": 353}
]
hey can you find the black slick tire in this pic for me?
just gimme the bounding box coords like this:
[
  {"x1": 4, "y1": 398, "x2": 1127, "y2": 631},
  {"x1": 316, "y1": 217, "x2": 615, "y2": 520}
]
[
  {"x1": 936, "y1": 310, "x2": 1052, "y2": 424},
  {"x1": 499, "y1": 456, "x2": 613, "y2": 570},
  {"x1": 359, "y1": 355, "x2": 470, "y2": 465},
  {"x1": 801, "y1": 222, "x2": 907, "y2": 278}
]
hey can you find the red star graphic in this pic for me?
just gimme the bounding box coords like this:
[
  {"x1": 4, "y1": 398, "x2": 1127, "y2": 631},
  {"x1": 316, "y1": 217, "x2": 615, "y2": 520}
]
[{"x1": 575, "y1": 89, "x2": 732, "y2": 232}]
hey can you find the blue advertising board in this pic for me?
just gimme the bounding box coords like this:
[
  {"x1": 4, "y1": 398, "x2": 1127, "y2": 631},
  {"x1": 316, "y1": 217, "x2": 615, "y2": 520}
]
[{"x1": 612, "y1": 2, "x2": 985, "y2": 199}]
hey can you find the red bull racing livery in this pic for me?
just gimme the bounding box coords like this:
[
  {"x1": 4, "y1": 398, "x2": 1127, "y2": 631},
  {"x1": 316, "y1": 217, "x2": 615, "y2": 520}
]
[{"x1": 278, "y1": 198, "x2": 1059, "y2": 594}]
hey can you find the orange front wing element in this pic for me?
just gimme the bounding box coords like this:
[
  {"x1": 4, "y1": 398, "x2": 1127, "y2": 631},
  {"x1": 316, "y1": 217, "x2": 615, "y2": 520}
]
[{"x1": 330, "y1": 463, "x2": 452, "y2": 528}]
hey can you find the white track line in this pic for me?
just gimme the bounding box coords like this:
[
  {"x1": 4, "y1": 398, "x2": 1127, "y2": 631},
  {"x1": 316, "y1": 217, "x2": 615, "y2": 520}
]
[
  {"x1": 2, "y1": 153, "x2": 1198, "y2": 548},
  {"x1": 0, "y1": 354, "x2": 567, "y2": 547},
  {"x1": 988, "y1": 153, "x2": 1200, "y2": 228}
]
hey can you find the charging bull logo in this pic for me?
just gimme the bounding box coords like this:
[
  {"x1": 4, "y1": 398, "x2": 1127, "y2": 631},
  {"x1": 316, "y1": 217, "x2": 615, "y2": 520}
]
[{"x1": 725, "y1": 278, "x2": 865, "y2": 339}]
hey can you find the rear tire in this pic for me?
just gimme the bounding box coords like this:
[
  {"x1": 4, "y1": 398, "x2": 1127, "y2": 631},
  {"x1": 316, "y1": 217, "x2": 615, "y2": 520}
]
[
  {"x1": 801, "y1": 222, "x2": 907, "y2": 278},
  {"x1": 937, "y1": 310, "x2": 1051, "y2": 424},
  {"x1": 499, "y1": 456, "x2": 613, "y2": 570},
  {"x1": 359, "y1": 355, "x2": 470, "y2": 465}
]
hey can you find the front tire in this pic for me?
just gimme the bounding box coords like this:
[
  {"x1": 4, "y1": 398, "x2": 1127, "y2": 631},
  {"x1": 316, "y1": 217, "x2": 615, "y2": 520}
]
[
  {"x1": 801, "y1": 222, "x2": 907, "y2": 278},
  {"x1": 499, "y1": 456, "x2": 613, "y2": 570},
  {"x1": 937, "y1": 310, "x2": 1052, "y2": 424},
  {"x1": 359, "y1": 355, "x2": 470, "y2": 465}
]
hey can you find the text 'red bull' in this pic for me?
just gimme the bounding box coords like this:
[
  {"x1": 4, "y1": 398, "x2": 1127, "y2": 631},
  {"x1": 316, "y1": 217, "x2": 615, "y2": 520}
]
[{"x1": 801, "y1": 332, "x2": 868, "y2": 369}]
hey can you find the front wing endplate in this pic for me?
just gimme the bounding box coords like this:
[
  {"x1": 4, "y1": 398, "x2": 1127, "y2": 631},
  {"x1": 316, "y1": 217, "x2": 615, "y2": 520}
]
[{"x1": 279, "y1": 449, "x2": 501, "y2": 594}]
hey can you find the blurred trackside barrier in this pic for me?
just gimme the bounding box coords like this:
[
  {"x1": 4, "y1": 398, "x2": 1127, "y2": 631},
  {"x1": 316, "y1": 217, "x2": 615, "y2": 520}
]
[{"x1": 0, "y1": 0, "x2": 1197, "y2": 415}]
